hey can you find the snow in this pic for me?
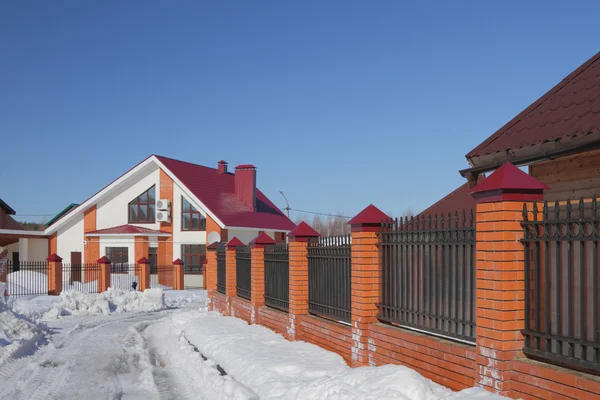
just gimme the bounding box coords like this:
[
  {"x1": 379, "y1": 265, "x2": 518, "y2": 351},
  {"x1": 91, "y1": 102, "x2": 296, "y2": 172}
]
[
  {"x1": 0, "y1": 291, "x2": 508, "y2": 399},
  {"x1": 165, "y1": 311, "x2": 507, "y2": 400}
]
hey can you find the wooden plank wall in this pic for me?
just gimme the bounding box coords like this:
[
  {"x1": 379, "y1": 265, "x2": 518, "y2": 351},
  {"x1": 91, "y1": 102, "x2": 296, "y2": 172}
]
[{"x1": 529, "y1": 149, "x2": 600, "y2": 202}]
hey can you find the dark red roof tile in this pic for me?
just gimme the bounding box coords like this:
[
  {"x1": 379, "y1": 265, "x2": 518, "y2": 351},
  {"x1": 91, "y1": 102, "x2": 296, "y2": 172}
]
[
  {"x1": 86, "y1": 224, "x2": 171, "y2": 236},
  {"x1": 467, "y1": 52, "x2": 600, "y2": 158},
  {"x1": 155, "y1": 156, "x2": 295, "y2": 231}
]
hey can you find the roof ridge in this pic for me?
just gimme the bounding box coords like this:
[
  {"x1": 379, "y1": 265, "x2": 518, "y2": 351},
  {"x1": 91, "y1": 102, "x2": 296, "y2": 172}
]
[
  {"x1": 154, "y1": 154, "x2": 227, "y2": 173},
  {"x1": 467, "y1": 51, "x2": 600, "y2": 159}
]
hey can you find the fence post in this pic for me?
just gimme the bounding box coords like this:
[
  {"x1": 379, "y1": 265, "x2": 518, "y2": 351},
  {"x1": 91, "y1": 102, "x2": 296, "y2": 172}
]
[
  {"x1": 470, "y1": 162, "x2": 547, "y2": 396},
  {"x1": 347, "y1": 204, "x2": 389, "y2": 367},
  {"x1": 173, "y1": 258, "x2": 185, "y2": 290},
  {"x1": 287, "y1": 222, "x2": 320, "y2": 340},
  {"x1": 47, "y1": 253, "x2": 63, "y2": 296},
  {"x1": 97, "y1": 256, "x2": 111, "y2": 293},
  {"x1": 137, "y1": 257, "x2": 151, "y2": 292},
  {"x1": 249, "y1": 232, "x2": 276, "y2": 324},
  {"x1": 206, "y1": 242, "x2": 219, "y2": 296},
  {"x1": 226, "y1": 237, "x2": 244, "y2": 314},
  {"x1": 0, "y1": 248, "x2": 7, "y2": 297}
]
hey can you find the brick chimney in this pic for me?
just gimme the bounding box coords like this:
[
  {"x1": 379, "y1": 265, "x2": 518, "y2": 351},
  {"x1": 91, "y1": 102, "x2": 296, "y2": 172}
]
[
  {"x1": 217, "y1": 160, "x2": 228, "y2": 174},
  {"x1": 235, "y1": 165, "x2": 257, "y2": 211}
]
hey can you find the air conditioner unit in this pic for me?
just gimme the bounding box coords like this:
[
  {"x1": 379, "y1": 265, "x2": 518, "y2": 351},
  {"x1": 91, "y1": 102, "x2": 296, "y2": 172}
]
[
  {"x1": 156, "y1": 210, "x2": 171, "y2": 223},
  {"x1": 156, "y1": 199, "x2": 171, "y2": 210}
]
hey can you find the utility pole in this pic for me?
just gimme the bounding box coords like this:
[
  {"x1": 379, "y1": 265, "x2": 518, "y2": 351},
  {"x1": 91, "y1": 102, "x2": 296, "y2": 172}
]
[{"x1": 279, "y1": 191, "x2": 290, "y2": 218}]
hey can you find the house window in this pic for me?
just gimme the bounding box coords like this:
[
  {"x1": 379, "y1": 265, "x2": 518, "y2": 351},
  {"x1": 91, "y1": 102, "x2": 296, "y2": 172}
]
[
  {"x1": 129, "y1": 186, "x2": 156, "y2": 223},
  {"x1": 181, "y1": 197, "x2": 206, "y2": 231},
  {"x1": 105, "y1": 247, "x2": 129, "y2": 273},
  {"x1": 181, "y1": 244, "x2": 205, "y2": 274}
]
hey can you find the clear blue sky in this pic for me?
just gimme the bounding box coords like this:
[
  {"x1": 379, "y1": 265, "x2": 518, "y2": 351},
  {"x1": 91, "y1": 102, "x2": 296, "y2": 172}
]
[{"x1": 2, "y1": 1, "x2": 599, "y2": 223}]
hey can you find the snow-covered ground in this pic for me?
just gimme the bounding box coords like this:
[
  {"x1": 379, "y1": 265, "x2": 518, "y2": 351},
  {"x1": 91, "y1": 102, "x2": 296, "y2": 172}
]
[{"x1": 0, "y1": 289, "x2": 506, "y2": 399}]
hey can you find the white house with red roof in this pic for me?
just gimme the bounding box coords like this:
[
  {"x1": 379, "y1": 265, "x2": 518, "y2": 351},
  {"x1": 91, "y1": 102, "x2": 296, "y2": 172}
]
[{"x1": 0, "y1": 155, "x2": 295, "y2": 288}]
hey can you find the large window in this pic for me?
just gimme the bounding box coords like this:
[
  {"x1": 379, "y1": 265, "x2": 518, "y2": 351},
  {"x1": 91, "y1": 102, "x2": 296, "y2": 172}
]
[
  {"x1": 129, "y1": 186, "x2": 156, "y2": 223},
  {"x1": 181, "y1": 244, "x2": 206, "y2": 274},
  {"x1": 106, "y1": 247, "x2": 129, "y2": 273},
  {"x1": 181, "y1": 197, "x2": 206, "y2": 231}
]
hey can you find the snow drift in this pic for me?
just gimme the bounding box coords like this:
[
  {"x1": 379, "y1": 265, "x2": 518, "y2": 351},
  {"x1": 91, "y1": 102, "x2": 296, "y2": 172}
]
[{"x1": 0, "y1": 302, "x2": 45, "y2": 364}]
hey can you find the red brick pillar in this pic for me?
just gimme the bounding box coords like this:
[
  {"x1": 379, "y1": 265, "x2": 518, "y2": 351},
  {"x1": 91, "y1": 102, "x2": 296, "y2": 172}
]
[
  {"x1": 249, "y1": 232, "x2": 276, "y2": 324},
  {"x1": 173, "y1": 258, "x2": 184, "y2": 290},
  {"x1": 137, "y1": 257, "x2": 151, "y2": 292},
  {"x1": 470, "y1": 162, "x2": 548, "y2": 396},
  {"x1": 347, "y1": 204, "x2": 389, "y2": 367},
  {"x1": 97, "y1": 256, "x2": 111, "y2": 293},
  {"x1": 287, "y1": 222, "x2": 320, "y2": 340},
  {"x1": 225, "y1": 237, "x2": 244, "y2": 315},
  {"x1": 47, "y1": 253, "x2": 63, "y2": 296},
  {"x1": 0, "y1": 248, "x2": 7, "y2": 297},
  {"x1": 205, "y1": 243, "x2": 218, "y2": 296}
]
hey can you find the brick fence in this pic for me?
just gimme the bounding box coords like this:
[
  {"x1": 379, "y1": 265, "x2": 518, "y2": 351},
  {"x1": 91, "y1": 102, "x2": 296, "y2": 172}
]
[{"x1": 205, "y1": 162, "x2": 600, "y2": 400}]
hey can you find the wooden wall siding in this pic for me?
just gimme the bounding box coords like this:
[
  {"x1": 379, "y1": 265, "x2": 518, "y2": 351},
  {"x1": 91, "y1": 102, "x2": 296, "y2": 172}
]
[{"x1": 530, "y1": 149, "x2": 600, "y2": 202}]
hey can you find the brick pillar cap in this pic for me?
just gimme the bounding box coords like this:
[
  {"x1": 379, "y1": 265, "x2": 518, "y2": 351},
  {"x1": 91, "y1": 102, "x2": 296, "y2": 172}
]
[
  {"x1": 347, "y1": 204, "x2": 389, "y2": 232},
  {"x1": 202, "y1": 258, "x2": 208, "y2": 264},
  {"x1": 173, "y1": 258, "x2": 184, "y2": 265},
  {"x1": 287, "y1": 222, "x2": 320, "y2": 241},
  {"x1": 137, "y1": 257, "x2": 150, "y2": 264},
  {"x1": 249, "y1": 232, "x2": 276, "y2": 248},
  {"x1": 207, "y1": 242, "x2": 220, "y2": 251},
  {"x1": 226, "y1": 237, "x2": 244, "y2": 249},
  {"x1": 470, "y1": 162, "x2": 549, "y2": 203},
  {"x1": 97, "y1": 256, "x2": 111, "y2": 264},
  {"x1": 46, "y1": 253, "x2": 62, "y2": 262}
]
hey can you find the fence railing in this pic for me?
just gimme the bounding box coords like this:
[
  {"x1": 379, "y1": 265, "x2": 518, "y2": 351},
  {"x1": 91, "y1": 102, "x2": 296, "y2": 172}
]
[
  {"x1": 62, "y1": 263, "x2": 102, "y2": 293},
  {"x1": 109, "y1": 263, "x2": 141, "y2": 291},
  {"x1": 522, "y1": 197, "x2": 600, "y2": 373},
  {"x1": 379, "y1": 211, "x2": 476, "y2": 343},
  {"x1": 264, "y1": 243, "x2": 289, "y2": 312},
  {"x1": 236, "y1": 246, "x2": 251, "y2": 300},
  {"x1": 151, "y1": 265, "x2": 176, "y2": 290},
  {"x1": 307, "y1": 235, "x2": 351, "y2": 323},
  {"x1": 217, "y1": 246, "x2": 226, "y2": 294},
  {"x1": 3, "y1": 261, "x2": 48, "y2": 297}
]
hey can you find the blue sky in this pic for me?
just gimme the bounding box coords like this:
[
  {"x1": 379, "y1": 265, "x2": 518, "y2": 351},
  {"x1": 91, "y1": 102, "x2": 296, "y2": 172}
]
[{"x1": 1, "y1": 1, "x2": 599, "y2": 223}]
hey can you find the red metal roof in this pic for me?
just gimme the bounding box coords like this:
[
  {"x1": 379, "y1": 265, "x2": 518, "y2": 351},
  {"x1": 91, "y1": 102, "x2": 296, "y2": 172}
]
[
  {"x1": 85, "y1": 224, "x2": 171, "y2": 236},
  {"x1": 470, "y1": 162, "x2": 549, "y2": 194},
  {"x1": 417, "y1": 176, "x2": 486, "y2": 219},
  {"x1": 288, "y1": 221, "x2": 319, "y2": 238},
  {"x1": 226, "y1": 237, "x2": 245, "y2": 248},
  {"x1": 155, "y1": 156, "x2": 295, "y2": 231},
  {"x1": 249, "y1": 232, "x2": 276, "y2": 246},
  {"x1": 467, "y1": 52, "x2": 600, "y2": 158},
  {"x1": 347, "y1": 204, "x2": 389, "y2": 225}
]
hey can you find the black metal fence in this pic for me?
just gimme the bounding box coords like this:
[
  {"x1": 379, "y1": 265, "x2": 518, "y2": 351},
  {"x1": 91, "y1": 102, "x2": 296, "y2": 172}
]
[
  {"x1": 3, "y1": 261, "x2": 48, "y2": 297},
  {"x1": 110, "y1": 263, "x2": 141, "y2": 291},
  {"x1": 217, "y1": 246, "x2": 226, "y2": 294},
  {"x1": 264, "y1": 243, "x2": 289, "y2": 312},
  {"x1": 522, "y1": 197, "x2": 600, "y2": 373},
  {"x1": 236, "y1": 246, "x2": 251, "y2": 300},
  {"x1": 62, "y1": 263, "x2": 102, "y2": 293},
  {"x1": 151, "y1": 265, "x2": 175, "y2": 290},
  {"x1": 379, "y1": 211, "x2": 476, "y2": 343},
  {"x1": 307, "y1": 235, "x2": 352, "y2": 323}
]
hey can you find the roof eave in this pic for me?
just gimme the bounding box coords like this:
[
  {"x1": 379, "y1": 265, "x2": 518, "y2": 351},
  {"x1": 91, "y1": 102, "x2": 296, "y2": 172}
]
[{"x1": 461, "y1": 135, "x2": 600, "y2": 178}]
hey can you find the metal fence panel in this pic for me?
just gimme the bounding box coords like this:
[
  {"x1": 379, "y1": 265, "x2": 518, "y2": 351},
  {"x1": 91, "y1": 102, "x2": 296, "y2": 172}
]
[
  {"x1": 236, "y1": 246, "x2": 251, "y2": 300},
  {"x1": 151, "y1": 265, "x2": 176, "y2": 290},
  {"x1": 217, "y1": 246, "x2": 226, "y2": 294},
  {"x1": 307, "y1": 235, "x2": 351, "y2": 323},
  {"x1": 4, "y1": 261, "x2": 48, "y2": 297},
  {"x1": 110, "y1": 263, "x2": 141, "y2": 291},
  {"x1": 522, "y1": 197, "x2": 600, "y2": 373},
  {"x1": 264, "y1": 243, "x2": 289, "y2": 312},
  {"x1": 379, "y1": 211, "x2": 476, "y2": 343},
  {"x1": 62, "y1": 263, "x2": 102, "y2": 293}
]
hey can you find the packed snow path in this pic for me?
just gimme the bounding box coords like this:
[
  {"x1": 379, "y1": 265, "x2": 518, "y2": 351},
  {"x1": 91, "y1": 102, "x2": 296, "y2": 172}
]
[{"x1": 0, "y1": 309, "x2": 203, "y2": 400}]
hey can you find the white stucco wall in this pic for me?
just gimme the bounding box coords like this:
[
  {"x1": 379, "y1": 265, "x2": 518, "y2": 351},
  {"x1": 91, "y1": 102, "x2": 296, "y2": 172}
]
[
  {"x1": 57, "y1": 214, "x2": 85, "y2": 262},
  {"x1": 184, "y1": 274, "x2": 204, "y2": 288},
  {"x1": 228, "y1": 229, "x2": 275, "y2": 245},
  {"x1": 5, "y1": 242, "x2": 19, "y2": 260},
  {"x1": 99, "y1": 237, "x2": 135, "y2": 262},
  {"x1": 15, "y1": 238, "x2": 48, "y2": 261},
  {"x1": 96, "y1": 164, "x2": 160, "y2": 230}
]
